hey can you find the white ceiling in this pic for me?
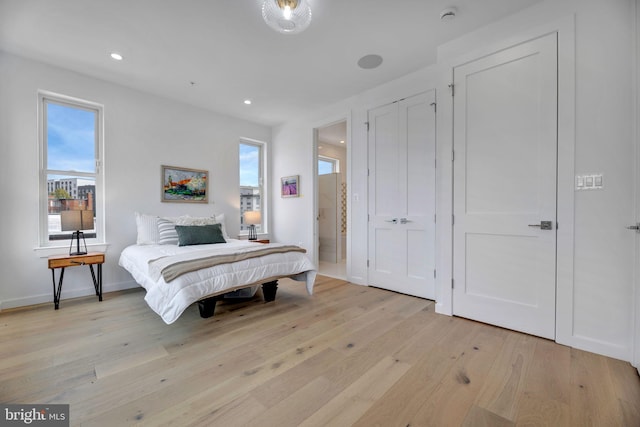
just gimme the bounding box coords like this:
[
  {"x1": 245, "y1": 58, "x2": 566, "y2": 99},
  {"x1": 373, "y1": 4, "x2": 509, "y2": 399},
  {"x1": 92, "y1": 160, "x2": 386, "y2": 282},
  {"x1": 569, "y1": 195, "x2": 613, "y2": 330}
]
[{"x1": 0, "y1": 0, "x2": 542, "y2": 127}]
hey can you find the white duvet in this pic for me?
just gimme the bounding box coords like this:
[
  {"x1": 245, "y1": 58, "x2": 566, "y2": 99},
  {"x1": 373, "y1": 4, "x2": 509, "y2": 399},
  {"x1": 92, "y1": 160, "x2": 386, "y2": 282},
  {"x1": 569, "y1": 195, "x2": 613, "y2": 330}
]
[{"x1": 118, "y1": 239, "x2": 316, "y2": 324}]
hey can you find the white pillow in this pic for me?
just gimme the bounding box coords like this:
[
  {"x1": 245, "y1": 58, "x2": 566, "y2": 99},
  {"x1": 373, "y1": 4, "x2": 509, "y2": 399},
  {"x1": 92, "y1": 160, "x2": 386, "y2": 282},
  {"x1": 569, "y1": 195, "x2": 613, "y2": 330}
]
[
  {"x1": 174, "y1": 216, "x2": 217, "y2": 226},
  {"x1": 135, "y1": 212, "x2": 159, "y2": 245},
  {"x1": 213, "y1": 213, "x2": 230, "y2": 240}
]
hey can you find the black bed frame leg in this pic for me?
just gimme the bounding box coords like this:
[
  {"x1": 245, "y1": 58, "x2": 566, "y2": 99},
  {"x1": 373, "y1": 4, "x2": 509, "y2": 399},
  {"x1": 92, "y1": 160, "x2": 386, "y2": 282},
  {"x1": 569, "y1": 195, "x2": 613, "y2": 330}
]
[
  {"x1": 262, "y1": 280, "x2": 278, "y2": 302},
  {"x1": 198, "y1": 297, "x2": 218, "y2": 318}
]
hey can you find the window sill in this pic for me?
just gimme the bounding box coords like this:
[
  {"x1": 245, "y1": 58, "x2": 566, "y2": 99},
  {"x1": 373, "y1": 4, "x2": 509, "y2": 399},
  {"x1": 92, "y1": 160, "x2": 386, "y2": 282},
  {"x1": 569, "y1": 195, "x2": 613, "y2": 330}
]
[{"x1": 34, "y1": 242, "x2": 110, "y2": 258}]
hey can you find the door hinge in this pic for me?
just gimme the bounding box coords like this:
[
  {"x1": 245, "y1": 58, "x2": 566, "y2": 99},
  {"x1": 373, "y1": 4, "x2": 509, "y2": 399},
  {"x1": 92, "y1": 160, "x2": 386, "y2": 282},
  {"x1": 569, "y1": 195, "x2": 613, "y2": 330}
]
[
  {"x1": 557, "y1": 222, "x2": 559, "y2": 230},
  {"x1": 367, "y1": 259, "x2": 370, "y2": 267},
  {"x1": 451, "y1": 279, "x2": 454, "y2": 289},
  {"x1": 430, "y1": 102, "x2": 437, "y2": 112},
  {"x1": 434, "y1": 214, "x2": 436, "y2": 223},
  {"x1": 367, "y1": 169, "x2": 370, "y2": 177},
  {"x1": 452, "y1": 150, "x2": 455, "y2": 162},
  {"x1": 365, "y1": 121, "x2": 370, "y2": 131},
  {"x1": 367, "y1": 214, "x2": 370, "y2": 222},
  {"x1": 448, "y1": 83, "x2": 455, "y2": 96},
  {"x1": 452, "y1": 215, "x2": 455, "y2": 226},
  {"x1": 434, "y1": 270, "x2": 437, "y2": 279}
]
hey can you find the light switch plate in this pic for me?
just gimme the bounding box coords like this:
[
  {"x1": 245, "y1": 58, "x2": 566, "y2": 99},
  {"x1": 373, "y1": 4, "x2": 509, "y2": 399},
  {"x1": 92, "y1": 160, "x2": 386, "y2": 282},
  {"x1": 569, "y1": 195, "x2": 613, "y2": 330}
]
[{"x1": 575, "y1": 173, "x2": 603, "y2": 190}]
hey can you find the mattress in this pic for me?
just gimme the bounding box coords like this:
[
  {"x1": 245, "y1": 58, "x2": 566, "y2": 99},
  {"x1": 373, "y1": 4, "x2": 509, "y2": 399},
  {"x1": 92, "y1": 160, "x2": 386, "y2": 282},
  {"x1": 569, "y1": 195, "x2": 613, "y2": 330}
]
[{"x1": 118, "y1": 239, "x2": 316, "y2": 324}]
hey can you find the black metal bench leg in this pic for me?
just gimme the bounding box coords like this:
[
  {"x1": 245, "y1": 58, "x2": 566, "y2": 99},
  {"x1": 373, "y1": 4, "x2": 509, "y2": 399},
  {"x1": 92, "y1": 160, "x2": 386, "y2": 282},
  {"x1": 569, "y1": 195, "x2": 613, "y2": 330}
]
[{"x1": 262, "y1": 280, "x2": 278, "y2": 302}]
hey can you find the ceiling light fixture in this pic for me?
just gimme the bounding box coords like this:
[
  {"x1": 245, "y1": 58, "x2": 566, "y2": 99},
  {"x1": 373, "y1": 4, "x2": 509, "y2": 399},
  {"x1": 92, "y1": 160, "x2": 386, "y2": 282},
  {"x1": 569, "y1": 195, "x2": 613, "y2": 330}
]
[
  {"x1": 110, "y1": 52, "x2": 123, "y2": 61},
  {"x1": 244, "y1": 99, "x2": 252, "y2": 105},
  {"x1": 262, "y1": 0, "x2": 312, "y2": 35}
]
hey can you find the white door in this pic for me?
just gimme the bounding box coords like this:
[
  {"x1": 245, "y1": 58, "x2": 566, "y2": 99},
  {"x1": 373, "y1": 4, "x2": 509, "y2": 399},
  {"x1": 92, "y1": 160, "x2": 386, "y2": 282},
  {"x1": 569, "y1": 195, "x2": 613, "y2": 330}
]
[
  {"x1": 368, "y1": 91, "x2": 436, "y2": 299},
  {"x1": 453, "y1": 34, "x2": 558, "y2": 339}
]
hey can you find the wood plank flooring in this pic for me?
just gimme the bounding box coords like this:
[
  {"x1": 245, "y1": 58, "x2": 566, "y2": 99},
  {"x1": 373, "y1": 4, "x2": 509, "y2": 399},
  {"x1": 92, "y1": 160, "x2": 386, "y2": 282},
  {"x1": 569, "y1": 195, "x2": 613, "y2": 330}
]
[{"x1": 1, "y1": 276, "x2": 639, "y2": 426}]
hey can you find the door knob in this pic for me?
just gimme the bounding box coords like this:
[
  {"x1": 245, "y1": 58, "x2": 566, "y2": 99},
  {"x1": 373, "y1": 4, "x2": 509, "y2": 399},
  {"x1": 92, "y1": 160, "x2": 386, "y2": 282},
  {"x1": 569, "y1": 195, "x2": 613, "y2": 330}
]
[
  {"x1": 528, "y1": 221, "x2": 553, "y2": 230},
  {"x1": 627, "y1": 223, "x2": 640, "y2": 232}
]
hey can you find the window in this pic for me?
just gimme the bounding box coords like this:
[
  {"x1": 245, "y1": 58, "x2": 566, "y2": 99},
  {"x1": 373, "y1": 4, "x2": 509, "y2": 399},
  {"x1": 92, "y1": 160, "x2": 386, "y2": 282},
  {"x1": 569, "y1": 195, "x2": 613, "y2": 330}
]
[
  {"x1": 318, "y1": 155, "x2": 339, "y2": 175},
  {"x1": 239, "y1": 139, "x2": 266, "y2": 234},
  {"x1": 39, "y1": 92, "x2": 103, "y2": 247}
]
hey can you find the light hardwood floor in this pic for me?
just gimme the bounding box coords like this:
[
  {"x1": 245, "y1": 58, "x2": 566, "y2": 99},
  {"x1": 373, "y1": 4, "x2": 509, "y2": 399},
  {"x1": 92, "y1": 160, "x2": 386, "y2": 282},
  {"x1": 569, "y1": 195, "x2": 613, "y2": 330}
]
[{"x1": 1, "y1": 276, "x2": 639, "y2": 426}]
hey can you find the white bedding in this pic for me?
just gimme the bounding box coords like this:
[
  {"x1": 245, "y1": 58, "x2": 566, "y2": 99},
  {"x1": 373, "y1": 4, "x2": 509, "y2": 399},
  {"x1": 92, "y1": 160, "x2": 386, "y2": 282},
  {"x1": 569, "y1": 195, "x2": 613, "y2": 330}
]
[{"x1": 119, "y1": 239, "x2": 316, "y2": 324}]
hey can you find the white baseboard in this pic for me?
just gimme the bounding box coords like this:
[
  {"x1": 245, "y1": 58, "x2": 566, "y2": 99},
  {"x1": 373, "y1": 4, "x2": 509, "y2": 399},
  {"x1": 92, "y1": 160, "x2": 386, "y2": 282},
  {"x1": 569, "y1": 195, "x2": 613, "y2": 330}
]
[{"x1": 0, "y1": 280, "x2": 139, "y2": 311}]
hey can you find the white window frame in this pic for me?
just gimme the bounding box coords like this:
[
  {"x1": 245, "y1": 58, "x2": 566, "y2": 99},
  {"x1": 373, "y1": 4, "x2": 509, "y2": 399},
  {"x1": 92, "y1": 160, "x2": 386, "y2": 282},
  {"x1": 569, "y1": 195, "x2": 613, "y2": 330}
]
[
  {"x1": 318, "y1": 155, "x2": 340, "y2": 174},
  {"x1": 239, "y1": 138, "x2": 268, "y2": 236},
  {"x1": 38, "y1": 91, "x2": 105, "y2": 249}
]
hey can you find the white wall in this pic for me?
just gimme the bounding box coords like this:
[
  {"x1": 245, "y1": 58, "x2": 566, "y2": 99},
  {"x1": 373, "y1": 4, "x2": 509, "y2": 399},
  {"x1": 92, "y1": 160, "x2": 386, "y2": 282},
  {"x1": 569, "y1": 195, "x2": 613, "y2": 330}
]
[
  {"x1": 633, "y1": 0, "x2": 640, "y2": 371},
  {"x1": 0, "y1": 52, "x2": 271, "y2": 309},
  {"x1": 440, "y1": 0, "x2": 635, "y2": 362},
  {"x1": 272, "y1": 0, "x2": 638, "y2": 362}
]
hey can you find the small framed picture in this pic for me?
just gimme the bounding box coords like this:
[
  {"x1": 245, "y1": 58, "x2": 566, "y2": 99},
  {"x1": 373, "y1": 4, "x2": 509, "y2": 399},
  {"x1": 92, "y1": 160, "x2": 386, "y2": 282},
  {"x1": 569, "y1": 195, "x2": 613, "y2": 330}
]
[
  {"x1": 161, "y1": 165, "x2": 208, "y2": 203},
  {"x1": 281, "y1": 175, "x2": 299, "y2": 198}
]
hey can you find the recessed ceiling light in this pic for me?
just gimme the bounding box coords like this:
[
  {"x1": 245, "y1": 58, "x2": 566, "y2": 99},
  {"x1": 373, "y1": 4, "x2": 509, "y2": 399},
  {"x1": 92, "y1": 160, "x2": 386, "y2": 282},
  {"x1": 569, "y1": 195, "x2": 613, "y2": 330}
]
[
  {"x1": 244, "y1": 99, "x2": 252, "y2": 105},
  {"x1": 110, "y1": 52, "x2": 123, "y2": 61},
  {"x1": 357, "y1": 54, "x2": 383, "y2": 70},
  {"x1": 340, "y1": 140, "x2": 345, "y2": 144}
]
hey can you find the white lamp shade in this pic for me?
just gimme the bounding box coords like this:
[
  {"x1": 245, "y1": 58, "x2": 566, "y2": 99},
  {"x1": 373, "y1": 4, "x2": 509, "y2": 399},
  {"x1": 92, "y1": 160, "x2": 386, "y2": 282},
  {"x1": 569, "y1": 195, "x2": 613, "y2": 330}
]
[
  {"x1": 244, "y1": 211, "x2": 262, "y2": 225},
  {"x1": 61, "y1": 210, "x2": 94, "y2": 231}
]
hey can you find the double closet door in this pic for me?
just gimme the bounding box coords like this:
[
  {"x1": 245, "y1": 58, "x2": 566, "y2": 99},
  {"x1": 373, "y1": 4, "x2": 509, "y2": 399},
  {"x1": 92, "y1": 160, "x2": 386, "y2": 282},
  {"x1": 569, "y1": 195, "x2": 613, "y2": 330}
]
[{"x1": 367, "y1": 91, "x2": 436, "y2": 299}]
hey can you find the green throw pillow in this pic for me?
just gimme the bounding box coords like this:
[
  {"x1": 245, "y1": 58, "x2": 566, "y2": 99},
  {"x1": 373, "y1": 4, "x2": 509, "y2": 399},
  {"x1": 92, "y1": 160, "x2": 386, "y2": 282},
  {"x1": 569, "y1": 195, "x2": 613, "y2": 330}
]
[{"x1": 175, "y1": 224, "x2": 226, "y2": 246}]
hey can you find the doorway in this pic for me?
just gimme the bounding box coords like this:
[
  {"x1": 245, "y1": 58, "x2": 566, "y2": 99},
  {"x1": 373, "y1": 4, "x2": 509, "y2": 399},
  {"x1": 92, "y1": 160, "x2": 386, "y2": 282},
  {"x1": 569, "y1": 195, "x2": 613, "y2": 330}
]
[{"x1": 316, "y1": 120, "x2": 347, "y2": 279}]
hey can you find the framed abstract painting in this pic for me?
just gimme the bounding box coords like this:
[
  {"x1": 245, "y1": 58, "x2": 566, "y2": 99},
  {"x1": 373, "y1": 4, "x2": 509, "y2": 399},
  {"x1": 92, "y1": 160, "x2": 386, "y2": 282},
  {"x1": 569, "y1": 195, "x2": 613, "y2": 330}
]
[{"x1": 161, "y1": 165, "x2": 208, "y2": 203}]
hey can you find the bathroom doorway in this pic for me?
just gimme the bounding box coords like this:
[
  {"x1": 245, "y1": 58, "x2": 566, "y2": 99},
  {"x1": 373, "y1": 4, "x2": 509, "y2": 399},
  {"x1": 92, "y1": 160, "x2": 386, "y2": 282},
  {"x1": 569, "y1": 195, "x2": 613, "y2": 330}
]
[{"x1": 316, "y1": 120, "x2": 347, "y2": 279}]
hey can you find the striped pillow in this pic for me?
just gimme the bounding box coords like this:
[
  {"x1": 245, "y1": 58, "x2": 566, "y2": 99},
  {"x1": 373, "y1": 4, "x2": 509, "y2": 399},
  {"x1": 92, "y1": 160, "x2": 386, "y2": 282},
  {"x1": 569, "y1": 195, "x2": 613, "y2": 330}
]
[{"x1": 157, "y1": 218, "x2": 179, "y2": 245}]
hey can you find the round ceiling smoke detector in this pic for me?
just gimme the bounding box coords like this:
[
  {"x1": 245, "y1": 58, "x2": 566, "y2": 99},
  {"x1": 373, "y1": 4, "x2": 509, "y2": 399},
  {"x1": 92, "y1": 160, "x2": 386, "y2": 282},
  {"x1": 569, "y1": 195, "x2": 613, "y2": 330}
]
[
  {"x1": 357, "y1": 54, "x2": 383, "y2": 70},
  {"x1": 440, "y1": 7, "x2": 457, "y2": 21}
]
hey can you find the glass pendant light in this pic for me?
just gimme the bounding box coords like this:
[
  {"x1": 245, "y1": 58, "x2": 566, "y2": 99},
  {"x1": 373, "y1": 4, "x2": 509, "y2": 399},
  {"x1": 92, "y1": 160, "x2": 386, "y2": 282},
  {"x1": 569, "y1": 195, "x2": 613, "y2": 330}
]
[{"x1": 262, "y1": 0, "x2": 312, "y2": 34}]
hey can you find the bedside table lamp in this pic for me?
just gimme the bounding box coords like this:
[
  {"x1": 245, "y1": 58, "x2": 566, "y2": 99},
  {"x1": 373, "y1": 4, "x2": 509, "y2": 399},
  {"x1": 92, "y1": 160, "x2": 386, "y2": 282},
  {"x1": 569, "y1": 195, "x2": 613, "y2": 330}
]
[
  {"x1": 244, "y1": 211, "x2": 261, "y2": 241},
  {"x1": 61, "y1": 210, "x2": 94, "y2": 255}
]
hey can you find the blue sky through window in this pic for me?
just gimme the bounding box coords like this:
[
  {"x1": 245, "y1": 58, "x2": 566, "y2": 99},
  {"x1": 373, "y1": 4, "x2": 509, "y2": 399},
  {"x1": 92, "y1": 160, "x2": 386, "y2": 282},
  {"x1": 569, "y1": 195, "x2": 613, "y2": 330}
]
[
  {"x1": 240, "y1": 143, "x2": 259, "y2": 187},
  {"x1": 47, "y1": 102, "x2": 96, "y2": 172},
  {"x1": 318, "y1": 159, "x2": 334, "y2": 175}
]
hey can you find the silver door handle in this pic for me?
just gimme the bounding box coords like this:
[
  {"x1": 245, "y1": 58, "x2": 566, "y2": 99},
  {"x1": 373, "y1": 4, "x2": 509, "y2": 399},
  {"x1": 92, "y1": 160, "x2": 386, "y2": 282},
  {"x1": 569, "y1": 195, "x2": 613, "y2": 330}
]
[
  {"x1": 528, "y1": 221, "x2": 553, "y2": 230},
  {"x1": 399, "y1": 218, "x2": 411, "y2": 224},
  {"x1": 627, "y1": 223, "x2": 640, "y2": 231},
  {"x1": 385, "y1": 218, "x2": 398, "y2": 224}
]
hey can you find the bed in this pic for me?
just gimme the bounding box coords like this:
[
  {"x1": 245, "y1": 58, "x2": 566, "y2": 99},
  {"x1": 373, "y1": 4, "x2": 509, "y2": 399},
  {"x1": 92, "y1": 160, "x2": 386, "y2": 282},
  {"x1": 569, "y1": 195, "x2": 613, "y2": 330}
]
[{"x1": 118, "y1": 213, "x2": 317, "y2": 324}]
